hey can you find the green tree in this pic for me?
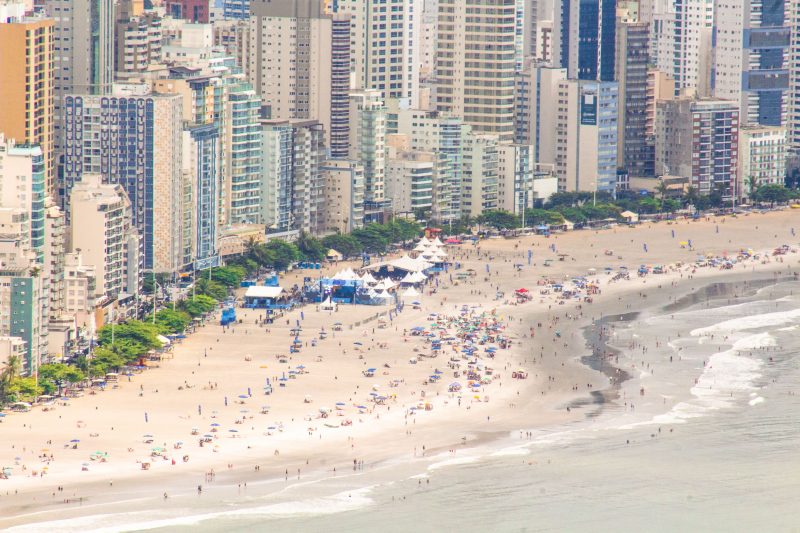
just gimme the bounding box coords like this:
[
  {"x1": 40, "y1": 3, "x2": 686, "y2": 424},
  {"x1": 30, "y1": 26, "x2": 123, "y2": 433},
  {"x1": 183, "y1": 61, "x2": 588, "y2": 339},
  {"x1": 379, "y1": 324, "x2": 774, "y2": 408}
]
[
  {"x1": 351, "y1": 225, "x2": 391, "y2": 253},
  {"x1": 321, "y1": 233, "x2": 363, "y2": 258},
  {"x1": 263, "y1": 239, "x2": 300, "y2": 270},
  {"x1": 178, "y1": 294, "x2": 217, "y2": 317},
  {"x1": 0, "y1": 354, "x2": 22, "y2": 404},
  {"x1": 194, "y1": 278, "x2": 228, "y2": 300},
  {"x1": 476, "y1": 210, "x2": 520, "y2": 230},
  {"x1": 149, "y1": 309, "x2": 191, "y2": 334},
  {"x1": 38, "y1": 363, "x2": 86, "y2": 395},
  {"x1": 5, "y1": 376, "x2": 42, "y2": 403},
  {"x1": 209, "y1": 266, "x2": 246, "y2": 287},
  {"x1": 523, "y1": 208, "x2": 564, "y2": 226},
  {"x1": 296, "y1": 231, "x2": 327, "y2": 262},
  {"x1": 89, "y1": 347, "x2": 126, "y2": 376}
]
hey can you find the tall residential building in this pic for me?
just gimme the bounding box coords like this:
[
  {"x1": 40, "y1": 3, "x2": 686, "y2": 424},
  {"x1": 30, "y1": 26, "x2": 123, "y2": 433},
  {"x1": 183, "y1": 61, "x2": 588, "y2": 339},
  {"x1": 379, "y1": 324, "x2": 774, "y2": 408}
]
[
  {"x1": 738, "y1": 126, "x2": 787, "y2": 194},
  {"x1": 334, "y1": 0, "x2": 421, "y2": 107},
  {"x1": 166, "y1": 0, "x2": 211, "y2": 22},
  {"x1": 45, "y1": 0, "x2": 114, "y2": 153},
  {"x1": 61, "y1": 91, "x2": 185, "y2": 273},
  {"x1": 260, "y1": 119, "x2": 326, "y2": 235},
  {"x1": 349, "y1": 90, "x2": 387, "y2": 221},
  {"x1": 553, "y1": 0, "x2": 617, "y2": 81},
  {"x1": 386, "y1": 141, "x2": 438, "y2": 217},
  {"x1": 0, "y1": 9, "x2": 55, "y2": 195},
  {"x1": 555, "y1": 79, "x2": 619, "y2": 192},
  {"x1": 223, "y1": 76, "x2": 263, "y2": 226},
  {"x1": 395, "y1": 109, "x2": 465, "y2": 221},
  {"x1": 789, "y1": 0, "x2": 800, "y2": 149},
  {"x1": 261, "y1": 121, "x2": 294, "y2": 233},
  {"x1": 529, "y1": 66, "x2": 567, "y2": 166},
  {"x1": 497, "y1": 143, "x2": 535, "y2": 214},
  {"x1": 645, "y1": 69, "x2": 675, "y2": 138},
  {"x1": 650, "y1": 0, "x2": 713, "y2": 97},
  {"x1": 461, "y1": 134, "x2": 499, "y2": 217},
  {"x1": 655, "y1": 97, "x2": 739, "y2": 198},
  {"x1": 43, "y1": 201, "x2": 66, "y2": 321},
  {"x1": 69, "y1": 174, "x2": 140, "y2": 301},
  {"x1": 0, "y1": 136, "x2": 46, "y2": 261},
  {"x1": 330, "y1": 14, "x2": 353, "y2": 159},
  {"x1": 435, "y1": 0, "x2": 517, "y2": 142},
  {"x1": 322, "y1": 159, "x2": 365, "y2": 233},
  {"x1": 114, "y1": 6, "x2": 163, "y2": 76},
  {"x1": 0, "y1": 234, "x2": 47, "y2": 376},
  {"x1": 616, "y1": 19, "x2": 652, "y2": 176},
  {"x1": 246, "y1": 0, "x2": 333, "y2": 142},
  {"x1": 223, "y1": 0, "x2": 250, "y2": 20},
  {"x1": 712, "y1": 0, "x2": 789, "y2": 127}
]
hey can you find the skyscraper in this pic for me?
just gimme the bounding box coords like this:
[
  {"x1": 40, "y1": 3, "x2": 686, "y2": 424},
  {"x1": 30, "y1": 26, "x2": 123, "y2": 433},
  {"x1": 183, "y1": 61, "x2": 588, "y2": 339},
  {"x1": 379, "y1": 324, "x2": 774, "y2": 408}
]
[
  {"x1": 555, "y1": 79, "x2": 619, "y2": 192},
  {"x1": 61, "y1": 92, "x2": 185, "y2": 273},
  {"x1": 650, "y1": 0, "x2": 713, "y2": 96},
  {"x1": 553, "y1": 0, "x2": 616, "y2": 81},
  {"x1": 435, "y1": 0, "x2": 517, "y2": 142},
  {"x1": 713, "y1": 0, "x2": 789, "y2": 127},
  {"x1": 349, "y1": 90, "x2": 387, "y2": 221},
  {"x1": 334, "y1": 0, "x2": 421, "y2": 107},
  {"x1": 0, "y1": 8, "x2": 55, "y2": 195},
  {"x1": 46, "y1": 0, "x2": 114, "y2": 152},
  {"x1": 616, "y1": 20, "x2": 652, "y2": 176},
  {"x1": 246, "y1": 0, "x2": 333, "y2": 143}
]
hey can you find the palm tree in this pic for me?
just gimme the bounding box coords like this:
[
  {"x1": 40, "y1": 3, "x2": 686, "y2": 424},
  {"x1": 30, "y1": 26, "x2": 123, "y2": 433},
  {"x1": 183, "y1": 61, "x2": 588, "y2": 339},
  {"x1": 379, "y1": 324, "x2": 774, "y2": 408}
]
[
  {"x1": 655, "y1": 180, "x2": 670, "y2": 212},
  {"x1": 744, "y1": 176, "x2": 757, "y2": 200},
  {"x1": 684, "y1": 186, "x2": 699, "y2": 209},
  {"x1": 0, "y1": 355, "x2": 21, "y2": 404}
]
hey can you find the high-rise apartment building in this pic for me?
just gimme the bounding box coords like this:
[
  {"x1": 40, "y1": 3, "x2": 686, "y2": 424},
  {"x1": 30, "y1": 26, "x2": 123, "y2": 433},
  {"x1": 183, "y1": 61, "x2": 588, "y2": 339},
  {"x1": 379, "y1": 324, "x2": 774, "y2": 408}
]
[
  {"x1": 0, "y1": 136, "x2": 46, "y2": 261},
  {"x1": 349, "y1": 90, "x2": 387, "y2": 221},
  {"x1": 115, "y1": 4, "x2": 163, "y2": 76},
  {"x1": 334, "y1": 0, "x2": 421, "y2": 107},
  {"x1": 616, "y1": 19, "x2": 652, "y2": 177},
  {"x1": 61, "y1": 91, "x2": 185, "y2": 273},
  {"x1": 166, "y1": 0, "x2": 211, "y2": 22},
  {"x1": 555, "y1": 79, "x2": 619, "y2": 192},
  {"x1": 789, "y1": 0, "x2": 800, "y2": 149},
  {"x1": 45, "y1": 0, "x2": 114, "y2": 154},
  {"x1": 246, "y1": 0, "x2": 333, "y2": 142},
  {"x1": 738, "y1": 126, "x2": 787, "y2": 194},
  {"x1": 260, "y1": 119, "x2": 326, "y2": 235},
  {"x1": 655, "y1": 97, "x2": 739, "y2": 199},
  {"x1": 69, "y1": 174, "x2": 140, "y2": 301},
  {"x1": 553, "y1": 0, "x2": 617, "y2": 81},
  {"x1": 330, "y1": 14, "x2": 353, "y2": 159},
  {"x1": 713, "y1": 0, "x2": 789, "y2": 127},
  {"x1": 0, "y1": 9, "x2": 55, "y2": 195},
  {"x1": 650, "y1": 0, "x2": 713, "y2": 97},
  {"x1": 529, "y1": 66, "x2": 567, "y2": 166},
  {"x1": 435, "y1": 0, "x2": 517, "y2": 142},
  {"x1": 322, "y1": 159, "x2": 365, "y2": 233},
  {"x1": 461, "y1": 134, "x2": 499, "y2": 217},
  {"x1": 395, "y1": 109, "x2": 465, "y2": 221}
]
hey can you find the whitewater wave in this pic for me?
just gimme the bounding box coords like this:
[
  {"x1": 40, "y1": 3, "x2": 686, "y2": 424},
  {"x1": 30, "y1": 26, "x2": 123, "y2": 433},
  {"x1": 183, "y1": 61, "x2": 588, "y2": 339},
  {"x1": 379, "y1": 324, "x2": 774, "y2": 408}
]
[
  {"x1": 7, "y1": 487, "x2": 375, "y2": 533},
  {"x1": 690, "y1": 308, "x2": 800, "y2": 336}
]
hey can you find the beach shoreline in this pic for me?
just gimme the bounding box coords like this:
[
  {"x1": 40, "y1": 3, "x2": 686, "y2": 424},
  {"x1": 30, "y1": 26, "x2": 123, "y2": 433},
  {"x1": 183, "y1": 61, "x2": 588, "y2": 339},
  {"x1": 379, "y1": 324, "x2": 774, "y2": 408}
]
[{"x1": 2, "y1": 209, "x2": 800, "y2": 529}]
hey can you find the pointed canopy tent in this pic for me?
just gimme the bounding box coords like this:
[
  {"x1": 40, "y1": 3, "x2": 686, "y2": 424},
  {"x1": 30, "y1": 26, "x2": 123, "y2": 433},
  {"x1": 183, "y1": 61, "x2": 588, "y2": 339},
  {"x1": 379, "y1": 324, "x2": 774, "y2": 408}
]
[
  {"x1": 360, "y1": 272, "x2": 378, "y2": 285},
  {"x1": 402, "y1": 286, "x2": 420, "y2": 297},
  {"x1": 409, "y1": 271, "x2": 427, "y2": 283},
  {"x1": 417, "y1": 236, "x2": 431, "y2": 246},
  {"x1": 431, "y1": 237, "x2": 443, "y2": 246},
  {"x1": 400, "y1": 272, "x2": 416, "y2": 284}
]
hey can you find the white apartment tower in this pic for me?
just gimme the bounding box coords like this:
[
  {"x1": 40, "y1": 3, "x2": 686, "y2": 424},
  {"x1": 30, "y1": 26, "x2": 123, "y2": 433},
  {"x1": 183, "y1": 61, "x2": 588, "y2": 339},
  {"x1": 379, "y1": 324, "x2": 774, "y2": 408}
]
[
  {"x1": 435, "y1": 0, "x2": 517, "y2": 142},
  {"x1": 246, "y1": 0, "x2": 333, "y2": 139},
  {"x1": 650, "y1": 0, "x2": 714, "y2": 97},
  {"x1": 334, "y1": 0, "x2": 421, "y2": 108}
]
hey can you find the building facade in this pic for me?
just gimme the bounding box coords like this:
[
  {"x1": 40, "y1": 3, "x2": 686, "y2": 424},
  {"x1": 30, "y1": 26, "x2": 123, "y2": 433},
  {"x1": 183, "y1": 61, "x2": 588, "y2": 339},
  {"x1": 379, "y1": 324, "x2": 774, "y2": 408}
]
[
  {"x1": 435, "y1": 0, "x2": 517, "y2": 142},
  {"x1": 555, "y1": 79, "x2": 619, "y2": 193},
  {"x1": 0, "y1": 10, "x2": 55, "y2": 195},
  {"x1": 61, "y1": 92, "x2": 185, "y2": 273}
]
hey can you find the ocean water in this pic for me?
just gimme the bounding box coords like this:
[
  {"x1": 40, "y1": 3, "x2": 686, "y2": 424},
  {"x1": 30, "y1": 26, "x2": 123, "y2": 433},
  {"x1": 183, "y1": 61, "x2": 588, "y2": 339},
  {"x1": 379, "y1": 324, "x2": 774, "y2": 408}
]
[{"x1": 13, "y1": 280, "x2": 800, "y2": 532}]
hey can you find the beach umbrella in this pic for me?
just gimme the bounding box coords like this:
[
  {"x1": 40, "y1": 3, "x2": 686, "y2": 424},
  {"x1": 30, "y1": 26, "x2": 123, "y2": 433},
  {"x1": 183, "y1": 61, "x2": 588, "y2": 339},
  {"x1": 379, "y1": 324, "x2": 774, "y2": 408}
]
[
  {"x1": 229, "y1": 429, "x2": 238, "y2": 433},
  {"x1": 354, "y1": 341, "x2": 363, "y2": 346},
  {"x1": 210, "y1": 422, "x2": 220, "y2": 427},
  {"x1": 335, "y1": 402, "x2": 346, "y2": 406},
  {"x1": 70, "y1": 439, "x2": 80, "y2": 443},
  {"x1": 238, "y1": 394, "x2": 248, "y2": 399}
]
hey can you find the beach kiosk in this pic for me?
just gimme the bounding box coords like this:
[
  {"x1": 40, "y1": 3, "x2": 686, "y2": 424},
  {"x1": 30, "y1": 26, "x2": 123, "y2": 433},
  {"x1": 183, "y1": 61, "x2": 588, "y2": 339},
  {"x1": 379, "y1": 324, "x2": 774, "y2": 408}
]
[{"x1": 244, "y1": 286, "x2": 284, "y2": 308}]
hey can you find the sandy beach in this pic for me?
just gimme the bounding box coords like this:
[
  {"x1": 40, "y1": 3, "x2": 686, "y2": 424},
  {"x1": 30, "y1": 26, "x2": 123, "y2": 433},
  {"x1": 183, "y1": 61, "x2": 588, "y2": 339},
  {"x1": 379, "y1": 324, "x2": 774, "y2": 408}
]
[{"x1": 2, "y1": 208, "x2": 800, "y2": 528}]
